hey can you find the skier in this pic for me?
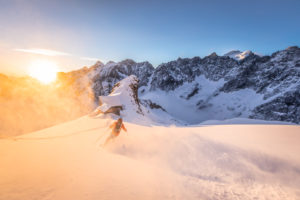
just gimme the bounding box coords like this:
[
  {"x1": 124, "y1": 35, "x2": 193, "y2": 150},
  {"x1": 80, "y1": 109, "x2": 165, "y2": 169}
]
[{"x1": 104, "y1": 118, "x2": 127, "y2": 145}]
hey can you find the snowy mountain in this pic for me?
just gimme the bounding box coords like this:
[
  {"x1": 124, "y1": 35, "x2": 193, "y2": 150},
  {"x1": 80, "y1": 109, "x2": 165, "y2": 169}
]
[
  {"x1": 1, "y1": 47, "x2": 300, "y2": 199},
  {"x1": 56, "y1": 59, "x2": 153, "y2": 102},
  {"x1": 71, "y1": 46, "x2": 300, "y2": 124},
  {"x1": 90, "y1": 75, "x2": 179, "y2": 125},
  {"x1": 223, "y1": 50, "x2": 257, "y2": 61},
  {"x1": 89, "y1": 59, "x2": 154, "y2": 100},
  {"x1": 1, "y1": 46, "x2": 299, "y2": 137}
]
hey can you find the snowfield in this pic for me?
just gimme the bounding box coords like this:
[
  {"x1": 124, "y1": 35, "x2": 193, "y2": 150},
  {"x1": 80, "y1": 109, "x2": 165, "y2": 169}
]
[
  {"x1": 140, "y1": 75, "x2": 267, "y2": 124},
  {"x1": 1, "y1": 115, "x2": 300, "y2": 200}
]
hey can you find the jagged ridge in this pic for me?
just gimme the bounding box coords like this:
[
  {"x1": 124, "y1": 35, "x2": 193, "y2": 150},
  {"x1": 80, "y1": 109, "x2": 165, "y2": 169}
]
[{"x1": 58, "y1": 46, "x2": 300, "y2": 124}]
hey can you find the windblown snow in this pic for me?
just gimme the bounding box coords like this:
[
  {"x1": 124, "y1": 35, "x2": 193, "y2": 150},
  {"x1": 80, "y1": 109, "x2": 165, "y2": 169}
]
[
  {"x1": 0, "y1": 115, "x2": 299, "y2": 200},
  {"x1": 1, "y1": 75, "x2": 299, "y2": 200}
]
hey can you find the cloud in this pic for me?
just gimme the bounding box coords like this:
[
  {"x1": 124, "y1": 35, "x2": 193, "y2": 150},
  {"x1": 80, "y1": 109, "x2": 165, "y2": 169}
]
[
  {"x1": 80, "y1": 57, "x2": 100, "y2": 62},
  {"x1": 14, "y1": 48, "x2": 71, "y2": 56}
]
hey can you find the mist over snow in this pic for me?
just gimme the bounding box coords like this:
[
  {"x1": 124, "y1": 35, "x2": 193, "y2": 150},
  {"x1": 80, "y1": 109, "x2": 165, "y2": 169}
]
[
  {"x1": 1, "y1": 69, "x2": 299, "y2": 199},
  {"x1": 1, "y1": 46, "x2": 300, "y2": 138},
  {"x1": 1, "y1": 0, "x2": 300, "y2": 199},
  {"x1": 1, "y1": 115, "x2": 299, "y2": 200}
]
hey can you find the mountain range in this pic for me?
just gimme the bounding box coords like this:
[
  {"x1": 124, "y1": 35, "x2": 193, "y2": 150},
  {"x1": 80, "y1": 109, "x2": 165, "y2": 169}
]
[
  {"x1": 64, "y1": 46, "x2": 300, "y2": 125},
  {"x1": 1, "y1": 46, "x2": 299, "y2": 136}
]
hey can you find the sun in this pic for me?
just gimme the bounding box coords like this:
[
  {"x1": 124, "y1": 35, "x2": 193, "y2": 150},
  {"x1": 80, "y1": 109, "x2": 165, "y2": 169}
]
[{"x1": 28, "y1": 60, "x2": 59, "y2": 84}]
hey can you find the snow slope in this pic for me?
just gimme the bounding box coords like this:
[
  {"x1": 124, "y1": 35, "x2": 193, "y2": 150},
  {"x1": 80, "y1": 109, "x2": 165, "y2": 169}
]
[
  {"x1": 93, "y1": 75, "x2": 180, "y2": 126},
  {"x1": 1, "y1": 115, "x2": 300, "y2": 200},
  {"x1": 140, "y1": 75, "x2": 267, "y2": 124}
]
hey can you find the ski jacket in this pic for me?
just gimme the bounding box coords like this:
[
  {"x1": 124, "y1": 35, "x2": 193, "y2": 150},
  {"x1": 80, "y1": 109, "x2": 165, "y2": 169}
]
[{"x1": 110, "y1": 121, "x2": 127, "y2": 133}]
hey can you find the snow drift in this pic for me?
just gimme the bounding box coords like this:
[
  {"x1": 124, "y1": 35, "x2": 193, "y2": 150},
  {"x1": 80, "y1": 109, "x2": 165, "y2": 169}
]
[
  {"x1": 0, "y1": 115, "x2": 299, "y2": 200},
  {"x1": 1, "y1": 77, "x2": 299, "y2": 199}
]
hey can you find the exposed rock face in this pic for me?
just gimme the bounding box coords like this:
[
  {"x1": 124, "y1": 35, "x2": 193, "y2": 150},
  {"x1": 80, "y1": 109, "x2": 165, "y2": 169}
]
[
  {"x1": 250, "y1": 90, "x2": 300, "y2": 123},
  {"x1": 89, "y1": 106, "x2": 123, "y2": 117},
  {"x1": 60, "y1": 59, "x2": 154, "y2": 104},
  {"x1": 62, "y1": 46, "x2": 299, "y2": 124},
  {"x1": 150, "y1": 54, "x2": 240, "y2": 91},
  {"x1": 146, "y1": 46, "x2": 300, "y2": 124},
  {"x1": 140, "y1": 99, "x2": 166, "y2": 112},
  {"x1": 94, "y1": 75, "x2": 144, "y2": 117},
  {"x1": 91, "y1": 59, "x2": 154, "y2": 99},
  {"x1": 57, "y1": 46, "x2": 300, "y2": 124},
  {"x1": 2, "y1": 46, "x2": 298, "y2": 134},
  {"x1": 128, "y1": 76, "x2": 143, "y2": 115}
]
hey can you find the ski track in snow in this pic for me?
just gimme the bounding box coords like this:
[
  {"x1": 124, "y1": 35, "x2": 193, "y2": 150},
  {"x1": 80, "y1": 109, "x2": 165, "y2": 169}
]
[{"x1": 0, "y1": 115, "x2": 300, "y2": 200}]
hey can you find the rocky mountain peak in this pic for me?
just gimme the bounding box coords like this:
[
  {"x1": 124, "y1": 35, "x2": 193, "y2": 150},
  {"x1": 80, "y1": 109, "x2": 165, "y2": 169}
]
[
  {"x1": 106, "y1": 61, "x2": 115, "y2": 65},
  {"x1": 286, "y1": 46, "x2": 299, "y2": 51},
  {"x1": 224, "y1": 50, "x2": 242, "y2": 57},
  {"x1": 208, "y1": 52, "x2": 218, "y2": 57},
  {"x1": 64, "y1": 46, "x2": 300, "y2": 124},
  {"x1": 223, "y1": 50, "x2": 255, "y2": 61},
  {"x1": 119, "y1": 59, "x2": 136, "y2": 65}
]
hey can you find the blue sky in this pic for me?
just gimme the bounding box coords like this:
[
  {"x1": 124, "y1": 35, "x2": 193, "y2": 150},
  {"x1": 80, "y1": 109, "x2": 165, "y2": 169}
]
[{"x1": 0, "y1": 0, "x2": 300, "y2": 74}]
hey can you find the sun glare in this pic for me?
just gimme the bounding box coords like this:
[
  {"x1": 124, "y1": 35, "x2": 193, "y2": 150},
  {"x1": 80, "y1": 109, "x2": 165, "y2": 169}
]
[{"x1": 28, "y1": 60, "x2": 59, "y2": 84}]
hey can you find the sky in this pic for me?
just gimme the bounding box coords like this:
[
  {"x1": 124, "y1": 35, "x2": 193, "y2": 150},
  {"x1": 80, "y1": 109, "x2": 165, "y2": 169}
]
[{"x1": 0, "y1": 0, "x2": 300, "y2": 75}]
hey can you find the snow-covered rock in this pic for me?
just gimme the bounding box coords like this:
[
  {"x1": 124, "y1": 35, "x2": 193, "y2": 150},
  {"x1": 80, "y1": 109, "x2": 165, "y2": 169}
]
[
  {"x1": 223, "y1": 50, "x2": 257, "y2": 61},
  {"x1": 3, "y1": 47, "x2": 298, "y2": 138},
  {"x1": 45, "y1": 46, "x2": 300, "y2": 125},
  {"x1": 92, "y1": 75, "x2": 179, "y2": 125},
  {"x1": 91, "y1": 59, "x2": 154, "y2": 99},
  {"x1": 96, "y1": 75, "x2": 143, "y2": 115},
  {"x1": 60, "y1": 59, "x2": 154, "y2": 104},
  {"x1": 142, "y1": 46, "x2": 300, "y2": 124}
]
